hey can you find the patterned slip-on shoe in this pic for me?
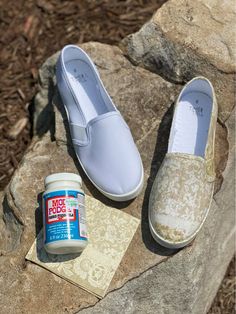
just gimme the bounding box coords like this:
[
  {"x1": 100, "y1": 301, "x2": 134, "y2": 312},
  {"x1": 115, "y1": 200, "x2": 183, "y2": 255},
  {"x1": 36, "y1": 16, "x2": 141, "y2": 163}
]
[{"x1": 149, "y1": 77, "x2": 218, "y2": 249}]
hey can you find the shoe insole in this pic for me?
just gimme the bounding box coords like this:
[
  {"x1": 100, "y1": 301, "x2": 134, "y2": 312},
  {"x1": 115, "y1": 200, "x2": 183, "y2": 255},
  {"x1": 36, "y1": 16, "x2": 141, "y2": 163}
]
[
  {"x1": 65, "y1": 59, "x2": 108, "y2": 124},
  {"x1": 168, "y1": 92, "x2": 212, "y2": 157}
]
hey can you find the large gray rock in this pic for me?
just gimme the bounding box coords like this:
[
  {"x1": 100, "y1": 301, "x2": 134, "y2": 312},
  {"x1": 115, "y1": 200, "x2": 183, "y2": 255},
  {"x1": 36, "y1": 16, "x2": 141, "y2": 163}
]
[
  {"x1": 121, "y1": 0, "x2": 236, "y2": 122},
  {"x1": 0, "y1": 43, "x2": 184, "y2": 313},
  {"x1": 0, "y1": 2, "x2": 235, "y2": 313}
]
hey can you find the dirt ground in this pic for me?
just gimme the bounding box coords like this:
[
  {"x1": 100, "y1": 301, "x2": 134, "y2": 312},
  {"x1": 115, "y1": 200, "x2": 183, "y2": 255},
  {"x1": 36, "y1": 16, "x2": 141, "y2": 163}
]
[
  {"x1": 208, "y1": 256, "x2": 235, "y2": 314},
  {"x1": 0, "y1": 0, "x2": 235, "y2": 312}
]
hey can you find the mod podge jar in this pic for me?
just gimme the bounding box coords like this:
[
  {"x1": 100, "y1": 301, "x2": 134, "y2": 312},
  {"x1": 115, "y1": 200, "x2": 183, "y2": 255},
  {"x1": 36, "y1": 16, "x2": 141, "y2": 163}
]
[{"x1": 43, "y1": 172, "x2": 88, "y2": 254}]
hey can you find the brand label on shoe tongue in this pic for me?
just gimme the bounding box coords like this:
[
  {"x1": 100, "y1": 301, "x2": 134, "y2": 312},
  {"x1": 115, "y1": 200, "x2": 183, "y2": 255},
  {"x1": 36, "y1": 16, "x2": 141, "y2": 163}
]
[
  {"x1": 189, "y1": 103, "x2": 204, "y2": 117},
  {"x1": 70, "y1": 71, "x2": 89, "y2": 83}
]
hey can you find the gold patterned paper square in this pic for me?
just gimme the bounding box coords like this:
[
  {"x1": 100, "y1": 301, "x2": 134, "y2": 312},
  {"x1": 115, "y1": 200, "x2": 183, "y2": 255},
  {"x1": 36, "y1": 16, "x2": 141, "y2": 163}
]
[{"x1": 26, "y1": 196, "x2": 140, "y2": 298}]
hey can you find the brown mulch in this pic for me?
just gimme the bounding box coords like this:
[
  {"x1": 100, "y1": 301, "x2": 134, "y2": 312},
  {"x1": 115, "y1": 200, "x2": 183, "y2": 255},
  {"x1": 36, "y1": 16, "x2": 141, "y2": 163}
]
[
  {"x1": 0, "y1": 1, "x2": 235, "y2": 313},
  {"x1": 209, "y1": 256, "x2": 236, "y2": 314}
]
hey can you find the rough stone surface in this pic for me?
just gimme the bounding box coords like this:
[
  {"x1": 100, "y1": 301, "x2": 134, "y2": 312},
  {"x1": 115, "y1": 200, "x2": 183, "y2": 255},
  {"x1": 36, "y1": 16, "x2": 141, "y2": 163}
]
[
  {"x1": 0, "y1": 43, "x2": 184, "y2": 314},
  {"x1": 79, "y1": 108, "x2": 235, "y2": 314},
  {"x1": 121, "y1": 0, "x2": 236, "y2": 122},
  {"x1": 0, "y1": 4, "x2": 235, "y2": 313}
]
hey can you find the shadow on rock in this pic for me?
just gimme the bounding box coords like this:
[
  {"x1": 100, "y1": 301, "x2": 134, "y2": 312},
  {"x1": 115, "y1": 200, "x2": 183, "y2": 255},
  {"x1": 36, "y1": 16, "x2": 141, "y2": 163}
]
[
  {"x1": 35, "y1": 192, "x2": 44, "y2": 238},
  {"x1": 1, "y1": 195, "x2": 24, "y2": 253},
  {"x1": 34, "y1": 77, "x2": 56, "y2": 140},
  {"x1": 141, "y1": 103, "x2": 180, "y2": 256}
]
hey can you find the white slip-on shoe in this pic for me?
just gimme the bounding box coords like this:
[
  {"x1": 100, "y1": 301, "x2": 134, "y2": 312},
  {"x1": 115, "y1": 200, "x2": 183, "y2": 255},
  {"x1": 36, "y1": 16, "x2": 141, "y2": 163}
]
[
  {"x1": 149, "y1": 77, "x2": 218, "y2": 249},
  {"x1": 56, "y1": 45, "x2": 143, "y2": 201}
]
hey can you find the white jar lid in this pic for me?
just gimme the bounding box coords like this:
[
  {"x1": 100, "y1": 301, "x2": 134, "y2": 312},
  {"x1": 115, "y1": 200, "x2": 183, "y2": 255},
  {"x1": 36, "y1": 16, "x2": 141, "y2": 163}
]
[{"x1": 45, "y1": 172, "x2": 82, "y2": 186}]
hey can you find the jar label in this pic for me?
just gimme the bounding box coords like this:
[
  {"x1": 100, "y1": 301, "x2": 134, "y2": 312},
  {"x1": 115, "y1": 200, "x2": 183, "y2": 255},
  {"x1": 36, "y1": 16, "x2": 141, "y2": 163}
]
[{"x1": 43, "y1": 190, "x2": 87, "y2": 244}]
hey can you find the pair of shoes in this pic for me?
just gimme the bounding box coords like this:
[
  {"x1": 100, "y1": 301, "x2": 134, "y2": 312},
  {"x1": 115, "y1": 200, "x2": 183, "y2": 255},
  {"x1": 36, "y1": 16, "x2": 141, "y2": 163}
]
[{"x1": 56, "y1": 45, "x2": 217, "y2": 249}]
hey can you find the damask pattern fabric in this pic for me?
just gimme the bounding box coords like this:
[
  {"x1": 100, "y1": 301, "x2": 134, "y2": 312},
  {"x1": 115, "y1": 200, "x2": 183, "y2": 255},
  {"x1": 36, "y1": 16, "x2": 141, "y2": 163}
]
[
  {"x1": 149, "y1": 153, "x2": 214, "y2": 242},
  {"x1": 26, "y1": 196, "x2": 140, "y2": 298},
  {"x1": 149, "y1": 77, "x2": 218, "y2": 249}
]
